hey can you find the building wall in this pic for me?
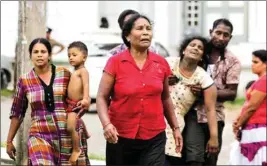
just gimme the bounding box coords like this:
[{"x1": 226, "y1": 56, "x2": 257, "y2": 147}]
[
  {"x1": 96, "y1": 1, "x2": 265, "y2": 55},
  {"x1": 1, "y1": 1, "x2": 266, "y2": 97},
  {"x1": 96, "y1": 1, "x2": 184, "y2": 56},
  {"x1": 46, "y1": 1, "x2": 99, "y2": 40},
  {"x1": 1, "y1": 1, "x2": 18, "y2": 56},
  {"x1": 1, "y1": 1, "x2": 266, "y2": 56},
  {"x1": 248, "y1": 1, "x2": 266, "y2": 43},
  {"x1": 97, "y1": 1, "x2": 154, "y2": 31}
]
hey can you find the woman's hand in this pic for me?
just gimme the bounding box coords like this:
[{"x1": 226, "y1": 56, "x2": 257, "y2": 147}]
[
  {"x1": 232, "y1": 116, "x2": 242, "y2": 141},
  {"x1": 233, "y1": 121, "x2": 242, "y2": 141},
  {"x1": 234, "y1": 129, "x2": 242, "y2": 142},
  {"x1": 173, "y1": 129, "x2": 183, "y2": 153},
  {"x1": 103, "y1": 123, "x2": 119, "y2": 144},
  {"x1": 232, "y1": 121, "x2": 239, "y2": 133},
  {"x1": 206, "y1": 136, "x2": 219, "y2": 154},
  {"x1": 6, "y1": 142, "x2": 16, "y2": 161}
]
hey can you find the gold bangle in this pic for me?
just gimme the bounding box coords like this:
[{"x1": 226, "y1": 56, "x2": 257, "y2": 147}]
[
  {"x1": 6, "y1": 140, "x2": 13, "y2": 146},
  {"x1": 103, "y1": 122, "x2": 111, "y2": 130}
]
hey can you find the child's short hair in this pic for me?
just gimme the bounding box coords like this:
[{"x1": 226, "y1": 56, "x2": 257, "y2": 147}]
[
  {"x1": 245, "y1": 80, "x2": 255, "y2": 90},
  {"x1": 68, "y1": 41, "x2": 88, "y2": 56}
]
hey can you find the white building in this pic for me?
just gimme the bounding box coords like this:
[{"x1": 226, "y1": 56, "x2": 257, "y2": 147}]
[
  {"x1": 1, "y1": 1, "x2": 266, "y2": 96},
  {"x1": 2, "y1": 1, "x2": 266, "y2": 55},
  {"x1": 96, "y1": 1, "x2": 266, "y2": 55}
]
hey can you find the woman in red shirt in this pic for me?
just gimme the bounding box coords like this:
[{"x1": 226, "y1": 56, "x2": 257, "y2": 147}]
[
  {"x1": 96, "y1": 14, "x2": 183, "y2": 165},
  {"x1": 230, "y1": 49, "x2": 266, "y2": 165}
]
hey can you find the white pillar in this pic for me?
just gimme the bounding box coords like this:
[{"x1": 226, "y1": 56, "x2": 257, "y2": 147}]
[
  {"x1": 167, "y1": 1, "x2": 184, "y2": 56},
  {"x1": 154, "y1": 1, "x2": 169, "y2": 46},
  {"x1": 248, "y1": 1, "x2": 266, "y2": 43},
  {"x1": 138, "y1": 1, "x2": 155, "y2": 21}
]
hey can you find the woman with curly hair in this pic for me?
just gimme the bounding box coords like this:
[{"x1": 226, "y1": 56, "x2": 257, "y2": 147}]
[{"x1": 165, "y1": 36, "x2": 218, "y2": 165}]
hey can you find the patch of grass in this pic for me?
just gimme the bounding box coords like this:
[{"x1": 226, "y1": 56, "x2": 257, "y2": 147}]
[
  {"x1": 1, "y1": 142, "x2": 7, "y2": 148},
  {"x1": 224, "y1": 97, "x2": 245, "y2": 110},
  {"x1": 1, "y1": 141, "x2": 106, "y2": 161},
  {"x1": 1, "y1": 89, "x2": 14, "y2": 97},
  {"x1": 88, "y1": 153, "x2": 105, "y2": 161}
]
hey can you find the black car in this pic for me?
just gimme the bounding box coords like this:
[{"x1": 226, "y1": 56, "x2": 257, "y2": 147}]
[{"x1": 1, "y1": 55, "x2": 14, "y2": 89}]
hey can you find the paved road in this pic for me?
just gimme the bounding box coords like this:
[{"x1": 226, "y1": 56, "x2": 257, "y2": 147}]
[
  {"x1": 1, "y1": 97, "x2": 239, "y2": 164},
  {"x1": 1, "y1": 97, "x2": 106, "y2": 156}
]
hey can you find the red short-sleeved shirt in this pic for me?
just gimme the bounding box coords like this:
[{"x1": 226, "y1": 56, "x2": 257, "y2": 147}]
[
  {"x1": 104, "y1": 49, "x2": 171, "y2": 140},
  {"x1": 242, "y1": 74, "x2": 266, "y2": 125}
]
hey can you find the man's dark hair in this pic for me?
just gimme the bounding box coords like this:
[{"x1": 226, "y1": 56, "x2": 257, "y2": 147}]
[
  {"x1": 46, "y1": 27, "x2": 52, "y2": 33},
  {"x1": 118, "y1": 9, "x2": 139, "y2": 30},
  {"x1": 208, "y1": 18, "x2": 234, "y2": 61},
  {"x1": 178, "y1": 35, "x2": 209, "y2": 70},
  {"x1": 68, "y1": 41, "x2": 88, "y2": 56},
  {"x1": 212, "y1": 18, "x2": 233, "y2": 33},
  {"x1": 100, "y1": 17, "x2": 109, "y2": 28},
  {"x1": 122, "y1": 14, "x2": 152, "y2": 48}
]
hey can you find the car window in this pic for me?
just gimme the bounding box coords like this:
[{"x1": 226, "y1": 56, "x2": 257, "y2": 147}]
[
  {"x1": 154, "y1": 42, "x2": 170, "y2": 57},
  {"x1": 88, "y1": 54, "x2": 107, "y2": 57},
  {"x1": 94, "y1": 43, "x2": 121, "y2": 51}
]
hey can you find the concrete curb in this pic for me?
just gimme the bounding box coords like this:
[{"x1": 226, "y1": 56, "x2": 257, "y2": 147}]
[{"x1": 1, "y1": 147, "x2": 105, "y2": 165}]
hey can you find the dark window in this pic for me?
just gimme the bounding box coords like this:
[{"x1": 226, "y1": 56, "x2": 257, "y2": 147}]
[
  {"x1": 188, "y1": 21, "x2": 191, "y2": 26},
  {"x1": 188, "y1": 13, "x2": 191, "y2": 18}
]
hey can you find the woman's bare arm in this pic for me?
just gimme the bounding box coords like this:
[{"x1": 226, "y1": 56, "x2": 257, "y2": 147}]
[
  {"x1": 162, "y1": 77, "x2": 183, "y2": 152},
  {"x1": 204, "y1": 85, "x2": 218, "y2": 139},
  {"x1": 204, "y1": 84, "x2": 219, "y2": 153},
  {"x1": 7, "y1": 117, "x2": 22, "y2": 142},
  {"x1": 96, "y1": 72, "x2": 119, "y2": 143},
  {"x1": 162, "y1": 77, "x2": 178, "y2": 129},
  {"x1": 96, "y1": 72, "x2": 115, "y2": 127},
  {"x1": 237, "y1": 89, "x2": 266, "y2": 127}
]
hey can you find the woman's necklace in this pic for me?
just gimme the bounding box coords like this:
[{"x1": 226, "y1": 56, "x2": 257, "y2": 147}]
[{"x1": 179, "y1": 67, "x2": 193, "y2": 79}]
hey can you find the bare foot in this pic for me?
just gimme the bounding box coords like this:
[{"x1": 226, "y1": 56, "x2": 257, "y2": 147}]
[{"x1": 69, "y1": 149, "x2": 81, "y2": 165}]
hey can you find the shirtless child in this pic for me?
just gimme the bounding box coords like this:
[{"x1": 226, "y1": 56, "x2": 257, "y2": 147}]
[{"x1": 66, "y1": 41, "x2": 90, "y2": 165}]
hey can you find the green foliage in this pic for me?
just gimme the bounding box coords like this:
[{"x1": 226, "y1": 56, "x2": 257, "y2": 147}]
[
  {"x1": 1, "y1": 89, "x2": 14, "y2": 97},
  {"x1": 224, "y1": 97, "x2": 245, "y2": 110},
  {"x1": 88, "y1": 153, "x2": 106, "y2": 161},
  {"x1": 1, "y1": 142, "x2": 7, "y2": 147}
]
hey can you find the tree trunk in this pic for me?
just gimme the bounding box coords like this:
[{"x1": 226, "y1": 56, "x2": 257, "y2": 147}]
[{"x1": 15, "y1": 1, "x2": 46, "y2": 165}]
